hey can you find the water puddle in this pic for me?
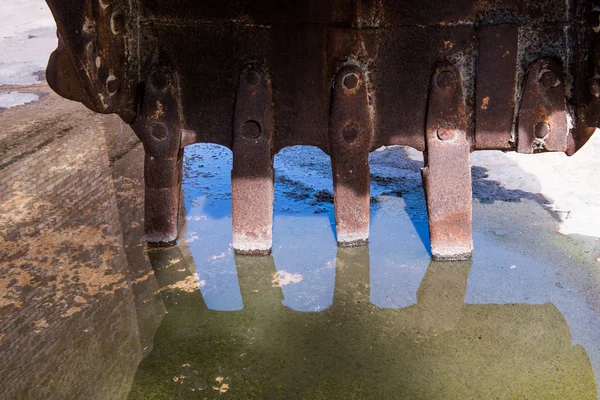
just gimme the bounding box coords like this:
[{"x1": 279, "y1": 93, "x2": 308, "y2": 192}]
[{"x1": 1, "y1": 136, "x2": 599, "y2": 399}]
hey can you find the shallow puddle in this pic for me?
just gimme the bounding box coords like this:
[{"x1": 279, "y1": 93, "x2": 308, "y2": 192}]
[{"x1": 1, "y1": 130, "x2": 599, "y2": 399}]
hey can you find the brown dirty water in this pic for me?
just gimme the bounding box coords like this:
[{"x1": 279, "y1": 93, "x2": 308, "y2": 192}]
[{"x1": 1, "y1": 90, "x2": 600, "y2": 399}]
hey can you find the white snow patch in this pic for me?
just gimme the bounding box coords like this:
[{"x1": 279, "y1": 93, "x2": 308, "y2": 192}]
[
  {"x1": 0, "y1": 91, "x2": 39, "y2": 109},
  {"x1": 276, "y1": 271, "x2": 303, "y2": 286},
  {"x1": 471, "y1": 131, "x2": 600, "y2": 238},
  {"x1": 0, "y1": 1, "x2": 57, "y2": 85}
]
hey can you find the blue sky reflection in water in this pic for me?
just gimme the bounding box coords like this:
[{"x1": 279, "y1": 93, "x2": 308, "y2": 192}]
[{"x1": 176, "y1": 143, "x2": 600, "y2": 398}]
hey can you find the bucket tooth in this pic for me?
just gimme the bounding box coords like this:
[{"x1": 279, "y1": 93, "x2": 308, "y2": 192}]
[
  {"x1": 231, "y1": 64, "x2": 274, "y2": 255},
  {"x1": 422, "y1": 64, "x2": 473, "y2": 261},
  {"x1": 329, "y1": 65, "x2": 373, "y2": 247},
  {"x1": 132, "y1": 67, "x2": 183, "y2": 246},
  {"x1": 144, "y1": 158, "x2": 183, "y2": 245},
  {"x1": 517, "y1": 59, "x2": 569, "y2": 154}
]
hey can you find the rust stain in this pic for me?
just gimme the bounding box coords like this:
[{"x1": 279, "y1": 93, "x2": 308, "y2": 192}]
[
  {"x1": 151, "y1": 101, "x2": 165, "y2": 120},
  {"x1": 481, "y1": 96, "x2": 490, "y2": 110}
]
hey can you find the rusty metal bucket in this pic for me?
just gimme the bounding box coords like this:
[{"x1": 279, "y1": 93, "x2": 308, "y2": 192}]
[{"x1": 44, "y1": 0, "x2": 600, "y2": 260}]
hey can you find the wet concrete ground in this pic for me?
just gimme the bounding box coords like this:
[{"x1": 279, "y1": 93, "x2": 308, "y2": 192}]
[{"x1": 1, "y1": 87, "x2": 600, "y2": 399}]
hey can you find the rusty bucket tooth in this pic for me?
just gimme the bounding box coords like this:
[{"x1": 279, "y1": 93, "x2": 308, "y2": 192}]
[
  {"x1": 132, "y1": 67, "x2": 183, "y2": 246},
  {"x1": 422, "y1": 64, "x2": 473, "y2": 261},
  {"x1": 517, "y1": 59, "x2": 569, "y2": 154},
  {"x1": 231, "y1": 64, "x2": 274, "y2": 255},
  {"x1": 329, "y1": 65, "x2": 373, "y2": 247}
]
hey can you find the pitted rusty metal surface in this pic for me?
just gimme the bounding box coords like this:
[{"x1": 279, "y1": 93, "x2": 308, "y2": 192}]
[
  {"x1": 231, "y1": 64, "x2": 275, "y2": 255},
  {"x1": 44, "y1": 0, "x2": 600, "y2": 258},
  {"x1": 517, "y1": 59, "x2": 571, "y2": 154},
  {"x1": 475, "y1": 25, "x2": 518, "y2": 150},
  {"x1": 330, "y1": 65, "x2": 372, "y2": 246},
  {"x1": 423, "y1": 64, "x2": 473, "y2": 261},
  {"x1": 132, "y1": 67, "x2": 183, "y2": 245}
]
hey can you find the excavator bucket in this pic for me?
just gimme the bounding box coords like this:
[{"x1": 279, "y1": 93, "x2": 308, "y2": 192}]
[{"x1": 44, "y1": 0, "x2": 600, "y2": 260}]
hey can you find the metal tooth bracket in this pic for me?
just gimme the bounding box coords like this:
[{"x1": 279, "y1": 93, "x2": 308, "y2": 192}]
[
  {"x1": 517, "y1": 59, "x2": 570, "y2": 154},
  {"x1": 422, "y1": 64, "x2": 473, "y2": 261},
  {"x1": 231, "y1": 64, "x2": 274, "y2": 255},
  {"x1": 132, "y1": 67, "x2": 183, "y2": 245},
  {"x1": 329, "y1": 65, "x2": 373, "y2": 246}
]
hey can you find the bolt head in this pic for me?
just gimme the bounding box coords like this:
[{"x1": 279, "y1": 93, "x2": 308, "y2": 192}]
[
  {"x1": 436, "y1": 122, "x2": 457, "y2": 141},
  {"x1": 343, "y1": 73, "x2": 359, "y2": 90},
  {"x1": 110, "y1": 11, "x2": 124, "y2": 34},
  {"x1": 245, "y1": 69, "x2": 261, "y2": 86},
  {"x1": 437, "y1": 70, "x2": 456, "y2": 90},
  {"x1": 534, "y1": 122, "x2": 550, "y2": 139},
  {"x1": 151, "y1": 123, "x2": 168, "y2": 141},
  {"x1": 539, "y1": 69, "x2": 560, "y2": 88},
  {"x1": 342, "y1": 123, "x2": 361, "y2": 143},
  {"x1": 106, "y1": 76, "x2": 120, "y2": 95},
  {"x1": 242, "y1": 120, "x2": 261, "y2": 139},
  {"x1": 150, "y1": 69, "x2": 169, "y2": 91}
]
